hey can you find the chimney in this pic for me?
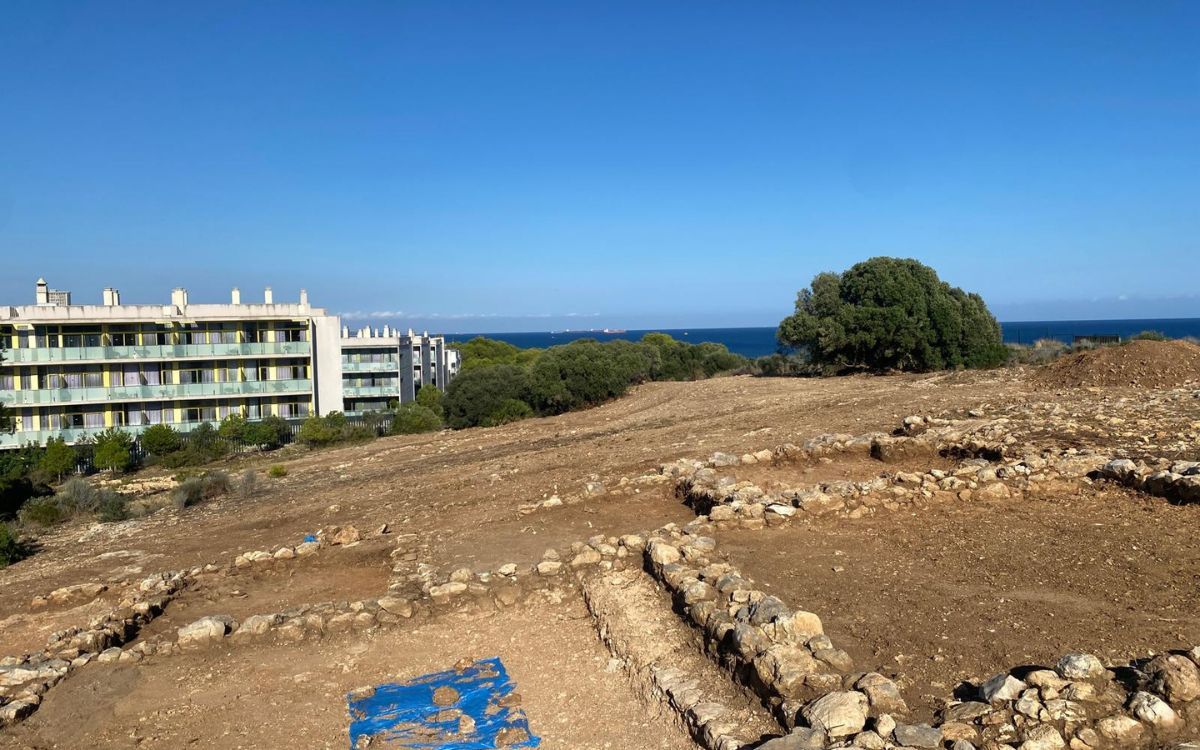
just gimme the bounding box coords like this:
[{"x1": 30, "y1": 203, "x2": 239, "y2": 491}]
[
  {"x1": 341, "y1": 325, "x2": 349, "y2": 338},
  {"x1": 102, "y1": 288, "x2": 121, "y2": 306},
  {"x1": 171, "y1": 288, "x2": 189, "y2": 307},
  {"x1": 299, "y1": 289, "x2": 309, "y2": 306},
  {"x1": 382, "y1": 324, "x2": 390, "y2": 337},
  {"x1": 35, "y1": 278, "x2": 49, "y2": 305},
  {"x1": 264, "y1": 287, "x2": 273, "y2": 304},
  {"x1": 231, "y1": 287, "x2": 241, "y2": 305}
]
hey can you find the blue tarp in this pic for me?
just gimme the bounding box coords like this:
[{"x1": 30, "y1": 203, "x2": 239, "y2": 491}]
[{"x1": 347, "y1": 657, "x2": 540, "y2": 749}]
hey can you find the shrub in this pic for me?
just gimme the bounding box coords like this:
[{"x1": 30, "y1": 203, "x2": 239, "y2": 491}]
[
  {"x1": 141, "y1": 423, "x2": 183, "y2": 456},
  {"x1": 777, "y1": 257, "x2": 1007, "y2": 372},
  {"x1": 268, "y1": 464, "x2": 288, "y2": 478},
  {"x1": 527, "y1": 340, "x2": 630, "y2": 414},
  {"x1": 415, "y1": 384, "x2": 445, "y2": 419},
  {"x1": 19, "y1": 497, "x2": 67, "y2": 527},
  {"x1": 1006, "y1": 338, "x2": 1068, "y2": 366},
  {"x1": 1131, "y1": 330, "x2": 1168, "y2": 342},
  {"x1": 392, "y1": 403, "x2": 443, "y2": 434},
  {"x1": 37, "y1": 437, "x2": 77, "y2": 483},
  {"x1": 0, "y1": 445, "x2": 49, "y2": 520},
  {"x1": 244, "y1": 415, "x2": 291, "y2": 449},
  {"x1": 455, "y1": 337, "x2": 541, "y2": 371},
  {"x1": 173, "y1": 470, "x2": 231, "y2": 510},
  {"x1": 55, "y1": 477, "x2": 99, "y2": 514},
  {"x1": 218, "y1": 414, "x2": 247, "y2": 441},
  {"x1": 201, "y1": 470, "x2": 232, "y2": 498},
  {"x1": 96, "y1": 490, "x2": 130, "y2": 522},
  {"x1": 159, "y1": 423, "x2": 228, "y2": 468},
  {"x1": 0, "y1": 523, "x2": 29, "y2": 567},
  {"x1": 172, "y1": 478, "x2": 204, "y2": 510},
  {"x1": 93, "y1": 428, "x2": 135, "y2": 474},
  {"x1": 239, "y1": 469, "x2": 258, "y2": 499},
  {"x1": 482, "y1": 398, "x2": 534, "y2": 427},
  {"x1": 444, "y1": 364, "x2": 531, "y2": 429},
  {"x1": 298, "y1": 414, "x2": 338, "y2": 447}
]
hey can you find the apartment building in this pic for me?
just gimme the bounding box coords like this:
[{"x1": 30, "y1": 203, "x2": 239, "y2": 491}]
[
  {"x1": 0, "y1": 280, "x2": 342, "y2": 449},
  {"x1": 340, "y1": 325, "x2": 460, "y2": 414}
]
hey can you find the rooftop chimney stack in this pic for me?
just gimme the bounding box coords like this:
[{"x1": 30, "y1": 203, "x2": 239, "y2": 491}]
[
  {"x1": 102, "y1": 288, "x2": 120, "y2": 306},
  {"x1": 231, "y1": 287, "x2": 241, "y2": 305},
  {"x1": 264, "y1": 287, "x2": 273, "y2": 305},
  {"x1": 299, "y1": 289, "x2": 309, "y2": 307},
  {"x1": 35, "y1": 278, "x2": 49, "y2": 305},
  {"x1": 171, "y1": 288, "x2": 189, "y2": 308}
]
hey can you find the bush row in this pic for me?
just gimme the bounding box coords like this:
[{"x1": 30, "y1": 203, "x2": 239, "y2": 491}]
[{"x1": 443, "y1": 334, "x2": 748, "y2": 429}]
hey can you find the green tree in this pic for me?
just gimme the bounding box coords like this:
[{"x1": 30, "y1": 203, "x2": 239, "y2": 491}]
[
  {"x1": 527, "y1": 339, "x2": 628, "y2": 414},
  {"x1": 297, "y1": 414, "x2": 338, "y2": 447},
  {"x1": 443, "y1": 364, "x2": 531, "y2": 429},
  {"x1": 243, "y1": 415, "x2": 291, "y2": 449},
  {"x1": 482, "y1": 398, "x2": 534, "y2": 427},
  {"x1": 777, "y1": 257, "x2": 1006, "y2": 372},
  {"x1": 454, "y1": 337, "x2": 541, "y2": 371},
  {"x1": 392, "y1": 403, "x2": 443, "y2": 434},
  {"x1": 141, "y1": 423, "x2": 183, "y2": 456},
  {"x1": 92, "y1": 428, "x2": 134, "y2": 474},
  {"x1": 415, "y1": 384, "x2": 444, "y2": 419},
  {"x1": 218, "y1": 413, "x2": 247, "y2": 441},
  {"x1": 38, "y1": 437, "x2": 76, "y2": 483}
]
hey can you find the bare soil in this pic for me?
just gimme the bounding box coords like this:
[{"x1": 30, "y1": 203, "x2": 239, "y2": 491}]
[
  {"x1": 2, "y1": 593, "x2": 696, "y2": 750},
  {"x1": 4, "y1": 370, "x2": 1200, "y2": 746},
  {"x1": 132, "y1": 537, "x2": 395, "y2": 644},
  {"x1": 715, "y1": 484, "x2": 1200, "y2": 718},
  {"x1": 1033, "y1": 339, "x2": 1200, "y2": 389}
]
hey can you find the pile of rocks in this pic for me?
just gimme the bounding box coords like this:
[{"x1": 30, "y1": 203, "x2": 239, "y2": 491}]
[
  {"x1": 0, "y1": 570, "x2": 188, "y2": 727},
  {"x1": 642, "y1": 524, "x2": 909, "y2": 737},
  {"x1": 926, "y1": 650, "x2": 1200, "y2": 750},
  {"x1": 1095, "y1": 459, "x2": 1200, "y2": 504}
]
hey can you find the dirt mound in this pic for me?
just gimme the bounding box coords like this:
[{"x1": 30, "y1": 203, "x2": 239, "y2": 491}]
[{"x1": 1033, "y1": 339, "x2": 1200, "y2": 389}]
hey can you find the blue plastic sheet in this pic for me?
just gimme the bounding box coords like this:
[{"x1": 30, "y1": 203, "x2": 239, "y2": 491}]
[{"x1": 347, "y1": 657, "x2": 540, "y2": 749}]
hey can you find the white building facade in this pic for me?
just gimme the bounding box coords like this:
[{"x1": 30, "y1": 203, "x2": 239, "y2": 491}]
[
  {"x1": 340, "y1": 325, "x2": 460, "y2": 414},
  {"x1": 0, "y1": 280, "x2": 458, "y2": 449}
]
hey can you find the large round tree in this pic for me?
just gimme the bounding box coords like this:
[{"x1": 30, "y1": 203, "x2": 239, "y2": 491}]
[{"x1": 777, "y1": 257, "x2": 1006, "y2": 372}]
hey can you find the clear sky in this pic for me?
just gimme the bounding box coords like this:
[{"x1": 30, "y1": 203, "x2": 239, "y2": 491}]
[{"x1": 1, "y1": 2, "x2": 1197, "y2": 333}]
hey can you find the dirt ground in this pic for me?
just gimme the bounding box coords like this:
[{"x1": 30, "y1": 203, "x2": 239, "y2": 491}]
[
  {"x1": 2, "y1": 592, "x2": 695, "y2": 750},
  {"x1": 716, "y1": 484, "x2": 1200, "y2": 719},
  {"x1": 1, "y1": 372, "x2": 1022, "y2": 620},
  {"x1": 3, "y1": 368, "x2": 1200, "y2": 747}
]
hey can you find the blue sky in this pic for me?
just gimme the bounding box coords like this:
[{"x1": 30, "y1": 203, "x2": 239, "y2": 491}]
[{"x1": 1, "y1": 2, "x2": 1197, "y2": 332}]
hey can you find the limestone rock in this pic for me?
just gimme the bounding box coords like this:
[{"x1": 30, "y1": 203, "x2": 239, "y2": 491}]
[
  {"x1": 177, "y1": 615, "x2": 234, "y2": 650},
  {"x1": 1129, "y1": 690, "x2": 1179, "y2": 728},
  {"x1": 981, "y1": 673, "x2": 1027, "y2": 703},
  {"x1": 1056, "y1": 653, "x2": 1106, "y2": 681},
  {"x1": 801, "y1": 691, "x2": 868, "y2": 737},
  {"x1": 758, "y1": 728, "x2": 827, "y2": 750},
  {"x1": 1146, "y1": 654, "x2": 1200, "y2": 703},
  {"x1": 894, "y1": 723, "x2": 942, "y2": 748},
  {"x1": 1019, "y1": 724, "x2": 1065, "y2": 750}
]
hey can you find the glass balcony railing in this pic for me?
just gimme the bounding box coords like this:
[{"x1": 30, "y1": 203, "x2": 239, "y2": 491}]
[
  {"x1": 1, "y1": 378, "x2": 312, "y2": 406},
  {"x1": 0, "y1": 419, "x2": 256, "y2": 448},
  {"x1": 340, "y1": 359, "x2": 399, "y2": 372},
  {"x1": 342, "y1": 384, "x2": 399, "y2": 398},
  {"x1": 1, "y1": 341, "x2": 311, "y2": 364}
]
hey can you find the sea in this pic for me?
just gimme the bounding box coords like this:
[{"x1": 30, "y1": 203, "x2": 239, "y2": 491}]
[{"x1": 446, "y1": 318, "x2": 1200, "y2": 360}]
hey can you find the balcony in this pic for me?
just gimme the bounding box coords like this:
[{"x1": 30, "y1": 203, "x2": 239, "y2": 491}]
[
  {"x1": 0, "y1": 419, "x2": 257, "y2": 449},
  {"x1": 342, "y1": 384, "x2": 399, "y2": 398},
  {"x1": 1, "y1": 378, "x2": 312, "y2": 406},
  {"x1": 0, "y1": 341, "x2": 311, "y2": 364},
  {"x1": 340, "y1": 359, "x2": 399, "y2": 373}
]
